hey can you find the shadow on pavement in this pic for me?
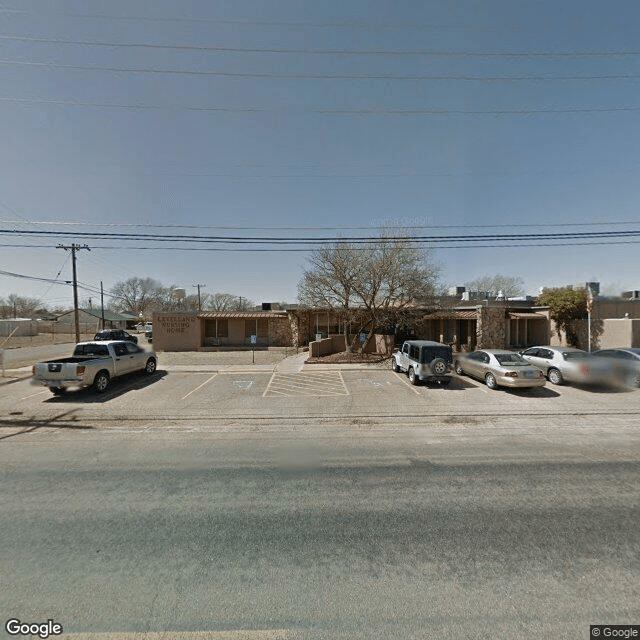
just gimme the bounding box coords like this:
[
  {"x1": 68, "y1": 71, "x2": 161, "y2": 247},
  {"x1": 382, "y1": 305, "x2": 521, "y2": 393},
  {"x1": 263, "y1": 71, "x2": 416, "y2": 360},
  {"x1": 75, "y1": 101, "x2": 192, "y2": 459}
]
[{"x1": 43, "y1": 371, "x2": 168, "y2": 404}]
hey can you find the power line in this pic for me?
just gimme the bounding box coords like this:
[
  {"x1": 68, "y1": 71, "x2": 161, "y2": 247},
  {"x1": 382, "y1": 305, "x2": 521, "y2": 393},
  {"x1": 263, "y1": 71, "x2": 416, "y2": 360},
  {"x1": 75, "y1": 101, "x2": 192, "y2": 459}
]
[
  {"x1": 1, "y1": 34, "x2": 638, "y2": 57},
  {"x1": 3, "y1": 227, "x2": 640, "y2": 244},
  {"x1": 2, "y1": 59, "x2": 638, "y2": 82},
  {"x1": 0, "y1": 8, "x2": 490, "y2": 30},
  {"x1": 1, "y1": 96, "x2": 638, "y2": 115},
  {"x1": 2, "y1": 219, "x2": 638, "y2": 230}
]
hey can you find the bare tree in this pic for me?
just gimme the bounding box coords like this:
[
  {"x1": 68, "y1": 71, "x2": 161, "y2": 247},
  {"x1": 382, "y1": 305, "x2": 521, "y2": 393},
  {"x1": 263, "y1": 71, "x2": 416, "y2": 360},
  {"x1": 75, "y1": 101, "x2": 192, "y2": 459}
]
[
  {"x1": 110, "y1": 277, "x2": 163, "y2": 315},
  {"x1": 464, "y1": 274, "x2": 525, "y2": 299},
  {"x1": 204, "y1": 293, "x2": 254, "y2": 311},
  {"x1": 299, "y1": 235, "x2": 439, "y2": 352},
  {"x1": 1, "y1": 294, "x2": 44, "y2": 318}
]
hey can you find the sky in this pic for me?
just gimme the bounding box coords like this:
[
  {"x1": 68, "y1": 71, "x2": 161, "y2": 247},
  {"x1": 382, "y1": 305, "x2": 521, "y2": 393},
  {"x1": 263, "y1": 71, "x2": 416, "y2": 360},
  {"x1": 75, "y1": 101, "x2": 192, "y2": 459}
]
[{"x1": 1, "y1": 0, "x2": 639, "y2": 310}]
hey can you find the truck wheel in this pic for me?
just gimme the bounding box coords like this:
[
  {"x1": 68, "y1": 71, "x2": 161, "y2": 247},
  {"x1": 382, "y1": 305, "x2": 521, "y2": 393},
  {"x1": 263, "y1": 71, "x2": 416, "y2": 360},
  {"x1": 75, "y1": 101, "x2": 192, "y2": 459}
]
[
  {"x1": 93, "y1": 371, "x2": 110, "y2": 393},
  {"x1": 144, "y1": 358, "x2": 157, "y2": 375}
]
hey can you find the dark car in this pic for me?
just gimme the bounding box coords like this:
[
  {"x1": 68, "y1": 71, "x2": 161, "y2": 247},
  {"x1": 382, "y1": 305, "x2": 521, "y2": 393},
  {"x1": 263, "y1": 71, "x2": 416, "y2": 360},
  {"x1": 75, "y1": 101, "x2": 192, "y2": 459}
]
[{"x1": 93, "y1": 329, "x2": 138, "y2": 344}]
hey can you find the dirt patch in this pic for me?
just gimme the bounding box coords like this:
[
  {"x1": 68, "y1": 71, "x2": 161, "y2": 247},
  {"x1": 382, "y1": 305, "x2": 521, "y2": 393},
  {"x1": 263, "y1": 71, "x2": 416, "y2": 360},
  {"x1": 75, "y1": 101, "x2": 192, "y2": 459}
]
[{"x1": 306, "y1": 351, "x2": 390, "y2": 365}]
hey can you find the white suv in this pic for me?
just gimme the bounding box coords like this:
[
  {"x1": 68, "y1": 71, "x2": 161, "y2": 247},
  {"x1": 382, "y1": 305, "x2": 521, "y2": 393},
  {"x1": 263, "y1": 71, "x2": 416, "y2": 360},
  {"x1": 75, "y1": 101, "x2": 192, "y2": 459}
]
[{"x1": 392, "y1": 340, "x2": 453, "y2": 386}]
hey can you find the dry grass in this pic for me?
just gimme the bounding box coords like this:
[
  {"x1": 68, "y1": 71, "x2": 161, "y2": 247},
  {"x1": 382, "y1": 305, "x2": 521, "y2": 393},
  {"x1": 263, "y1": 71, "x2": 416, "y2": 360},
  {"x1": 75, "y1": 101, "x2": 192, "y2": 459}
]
[
  {"x1": 0, "y1": 332, "x2": 96, "y2": 349},
  {"x1": 306, "y1": 351, "x2": 390, "y2": 365}
]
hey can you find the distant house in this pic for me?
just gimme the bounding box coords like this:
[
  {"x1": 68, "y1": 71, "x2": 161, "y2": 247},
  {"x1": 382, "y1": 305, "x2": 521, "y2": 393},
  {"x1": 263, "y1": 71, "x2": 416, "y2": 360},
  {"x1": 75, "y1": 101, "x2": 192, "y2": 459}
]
[{"x1": 55, "y1": 308, "x2": 131, "y2": 332}]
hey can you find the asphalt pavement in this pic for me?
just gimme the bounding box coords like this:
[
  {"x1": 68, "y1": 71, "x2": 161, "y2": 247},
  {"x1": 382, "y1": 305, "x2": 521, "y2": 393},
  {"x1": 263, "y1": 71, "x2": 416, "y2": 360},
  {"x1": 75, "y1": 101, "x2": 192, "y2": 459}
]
[{"x1": 1, "y1": 346, "x2": 639, "y2": 639}]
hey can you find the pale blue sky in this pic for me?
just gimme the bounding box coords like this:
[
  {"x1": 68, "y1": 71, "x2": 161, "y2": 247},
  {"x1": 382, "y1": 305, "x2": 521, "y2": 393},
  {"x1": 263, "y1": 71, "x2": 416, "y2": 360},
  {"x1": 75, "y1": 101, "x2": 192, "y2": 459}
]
[{"x1": 1, "y1": 0, "x2": 639, "y2": 309}]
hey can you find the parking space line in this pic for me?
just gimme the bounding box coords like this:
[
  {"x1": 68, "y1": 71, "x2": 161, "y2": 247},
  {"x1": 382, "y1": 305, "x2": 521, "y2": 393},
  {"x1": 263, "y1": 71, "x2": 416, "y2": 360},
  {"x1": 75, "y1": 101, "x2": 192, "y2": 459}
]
[
  {"x1": 19, "y1": 390, "x2": 49, "y2": 400},
  {"x1": 338, "y1": 371, "x2": 348, "y2": 395},
  {"x1": 263, "y1": 371, "x2": 349, "y2": 397},
  {"x1": 181, "y1": 374, "x2": 217, "y2": 400},
  {"x1": 393, "y1": 373, "x2": 422, "y2": 395}
]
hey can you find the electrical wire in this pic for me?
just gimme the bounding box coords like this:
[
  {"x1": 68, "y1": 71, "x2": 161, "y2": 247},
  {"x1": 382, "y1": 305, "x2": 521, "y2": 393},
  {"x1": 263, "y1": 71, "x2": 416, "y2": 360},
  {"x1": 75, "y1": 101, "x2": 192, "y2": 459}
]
[
  {"x1": 1, "y1": 34, "x2": 638, "y2": 56},
  {"x1": 1, "y1": 96, "x2": 637, "y2": 115},
  {"x1": 3, "y1": 227, "x2": 640, "y2": 243},
  {"x1": 2, "y1": 219, "x2": 638, "y2": 230},
  {"x1": 1, "y1": 59, "x2": 637, "y2": 82}
]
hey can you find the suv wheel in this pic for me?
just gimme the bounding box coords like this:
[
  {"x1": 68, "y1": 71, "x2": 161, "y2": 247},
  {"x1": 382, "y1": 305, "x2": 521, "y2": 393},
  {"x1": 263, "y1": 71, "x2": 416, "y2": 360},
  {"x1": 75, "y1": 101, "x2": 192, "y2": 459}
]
[
  {"x1": 392, "y1": 359, "x2": 400, "y2": 373},
  {"x1": 431, "y1": 358, "x2": 447, "y2": 375},
  {"x1": 408, "y1": 367, "x2": 418, "y2": 385},
  {"x1": 455, "y1": 362, "x2": 464, "y2": 375}
]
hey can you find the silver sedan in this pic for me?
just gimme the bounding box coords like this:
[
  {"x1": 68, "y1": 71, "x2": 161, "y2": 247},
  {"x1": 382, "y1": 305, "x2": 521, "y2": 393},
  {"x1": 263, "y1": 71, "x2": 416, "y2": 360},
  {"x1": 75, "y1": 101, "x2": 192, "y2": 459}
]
[
  {"x1": 519, "y1": 346, "x2": 595, "y2": 385},
  {"x1": 454, "y1": 350, "x2": 546, "y2": 390}
]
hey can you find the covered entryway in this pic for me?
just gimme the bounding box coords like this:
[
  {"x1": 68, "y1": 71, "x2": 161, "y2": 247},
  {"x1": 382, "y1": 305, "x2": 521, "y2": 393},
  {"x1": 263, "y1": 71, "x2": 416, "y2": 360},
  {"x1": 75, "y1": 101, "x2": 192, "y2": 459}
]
[
  {"x1": 506, "y1": 312, "x2": 549, "y2": 348},
  {"x1": 422, "y1": 310, "x2": 478, "y2": 351}
]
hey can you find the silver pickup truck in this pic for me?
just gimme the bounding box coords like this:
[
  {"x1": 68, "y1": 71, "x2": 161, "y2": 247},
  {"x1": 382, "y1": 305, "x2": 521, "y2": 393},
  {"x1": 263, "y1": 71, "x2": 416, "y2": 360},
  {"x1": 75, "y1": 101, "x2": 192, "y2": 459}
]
[{"x1": 32, "y1": 340, "x2": 157, "y2": 395}]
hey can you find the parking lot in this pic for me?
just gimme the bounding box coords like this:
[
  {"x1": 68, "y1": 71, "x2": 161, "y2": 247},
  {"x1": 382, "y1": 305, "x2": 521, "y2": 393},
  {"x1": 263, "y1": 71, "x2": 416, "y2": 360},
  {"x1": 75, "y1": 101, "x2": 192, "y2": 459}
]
[{"x1": 2, "y1": 360, "x2": 639, "y2": 433}]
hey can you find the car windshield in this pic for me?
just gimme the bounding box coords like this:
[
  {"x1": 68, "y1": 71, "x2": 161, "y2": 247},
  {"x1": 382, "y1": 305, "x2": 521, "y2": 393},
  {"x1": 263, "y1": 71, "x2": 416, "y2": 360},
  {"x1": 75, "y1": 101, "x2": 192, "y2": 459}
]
[
  {"x1": 495, "y1": 353, "x2": 529, "y2": 366},
  {"x1": 420, "y1": 347, "x2": 452, "y2": 364}
]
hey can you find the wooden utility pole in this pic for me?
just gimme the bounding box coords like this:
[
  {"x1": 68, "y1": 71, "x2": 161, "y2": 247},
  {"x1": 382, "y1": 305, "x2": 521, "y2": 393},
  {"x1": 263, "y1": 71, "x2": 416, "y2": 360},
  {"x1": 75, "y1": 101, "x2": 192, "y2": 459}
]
[
  {"x1": 193, "y1": 283, "x2": 206, "y2": 311},
  {"x1": 100, "y1": 281, "x2": 105, "y2": 329},
  {"x1": 57, "y1": 244, "x2": 90, "y2": 343}
]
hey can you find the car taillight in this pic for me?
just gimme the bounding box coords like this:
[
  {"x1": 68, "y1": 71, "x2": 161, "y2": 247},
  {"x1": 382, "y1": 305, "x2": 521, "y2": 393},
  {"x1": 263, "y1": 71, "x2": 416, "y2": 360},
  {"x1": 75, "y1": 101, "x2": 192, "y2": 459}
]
[
  {"x1": 76, "y1": 365, "x2": 86, "y2": 375},
  {"x1": 505, "y1": 371, "x2": 518, "y2": 377}
]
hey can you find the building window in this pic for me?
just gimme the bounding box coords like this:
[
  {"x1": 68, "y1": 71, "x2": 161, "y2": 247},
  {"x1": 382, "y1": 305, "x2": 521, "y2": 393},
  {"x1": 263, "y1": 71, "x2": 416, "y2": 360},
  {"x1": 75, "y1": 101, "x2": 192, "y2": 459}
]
[
  {"x1": 244, "y1": 318, "x2": 269, "y2": 338},
  {"x1": 204, "y1": 318, "x2": 228, "y2": 337}
]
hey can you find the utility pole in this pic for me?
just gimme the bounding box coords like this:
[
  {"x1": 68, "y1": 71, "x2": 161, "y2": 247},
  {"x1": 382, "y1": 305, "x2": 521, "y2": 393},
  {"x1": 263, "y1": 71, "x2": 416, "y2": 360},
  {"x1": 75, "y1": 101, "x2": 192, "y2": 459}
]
[
  {"x1": 100, "y1": 281, "x2": 105, "y2": 330},
  {"x1": 57, "y1": 244, "x2": 90, "y2": 343},
  {"x1": 193, "y1": 283, "x2": 206, "y2": 311}
]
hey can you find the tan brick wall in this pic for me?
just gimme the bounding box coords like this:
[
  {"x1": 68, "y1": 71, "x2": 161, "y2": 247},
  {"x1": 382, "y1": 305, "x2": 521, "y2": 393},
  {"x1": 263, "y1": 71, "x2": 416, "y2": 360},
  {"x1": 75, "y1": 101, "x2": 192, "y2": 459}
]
[
  {"x1": 270, "y1": 317, "x2": 293, "y2": 347},
  {"x1": 153, "y1": 312, "x2": 200, "y2": 351}
]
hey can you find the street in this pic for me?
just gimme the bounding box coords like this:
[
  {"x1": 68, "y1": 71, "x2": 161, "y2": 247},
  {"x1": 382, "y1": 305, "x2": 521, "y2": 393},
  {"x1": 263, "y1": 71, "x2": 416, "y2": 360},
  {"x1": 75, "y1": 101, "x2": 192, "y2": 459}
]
[{"x1": 1, "y1": 364, "x2": 639, "y2": 639}]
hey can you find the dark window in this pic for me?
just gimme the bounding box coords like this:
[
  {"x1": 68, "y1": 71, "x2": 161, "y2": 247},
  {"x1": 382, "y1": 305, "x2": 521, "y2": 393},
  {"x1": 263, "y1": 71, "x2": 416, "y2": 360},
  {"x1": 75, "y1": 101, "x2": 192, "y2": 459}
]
[
  {"x1": 125, "y1": 343, "x2": 141, "y2": 354},
  {"x1": 217, "y1": 319, "x2": 228, "y2": 338},
  {"x1": 74, "y1": 344, "x2": 109, "y2": 357},
  {"x1": 409, "y1": 345, "x2": 419, "y2": 360},
  {"x1": 113, "y1": 343, "x2": 128, "y2": 357},
  {"x1": 420, "y1": 346, "x2": 452, "y2": 364},
  {"x1": 244, "y1": 318, "x2": 270, "y2": 338}
]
